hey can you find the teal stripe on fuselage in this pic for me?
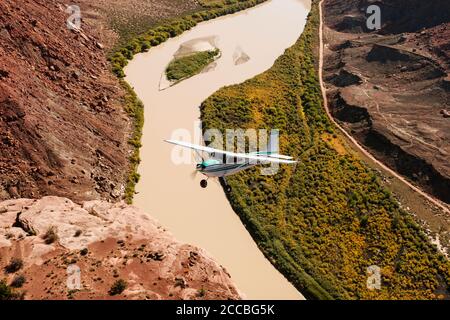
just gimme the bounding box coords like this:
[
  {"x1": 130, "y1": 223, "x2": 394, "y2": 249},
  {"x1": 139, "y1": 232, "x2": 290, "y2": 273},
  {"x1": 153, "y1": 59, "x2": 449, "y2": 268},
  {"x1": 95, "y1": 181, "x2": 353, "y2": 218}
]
[{"x1": 203, "y1": 163, "x2": 244, "y2": 173}]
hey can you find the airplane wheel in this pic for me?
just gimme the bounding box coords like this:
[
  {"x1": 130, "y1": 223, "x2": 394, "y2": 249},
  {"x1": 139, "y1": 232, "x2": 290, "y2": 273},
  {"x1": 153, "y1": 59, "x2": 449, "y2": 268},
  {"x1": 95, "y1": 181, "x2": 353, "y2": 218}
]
[
  {"x1": 200, "y1": 180, "x2": 208, "y2": 188},
  {"x1": 226, "y1": 185, "x2": 232, "y2": 193}
]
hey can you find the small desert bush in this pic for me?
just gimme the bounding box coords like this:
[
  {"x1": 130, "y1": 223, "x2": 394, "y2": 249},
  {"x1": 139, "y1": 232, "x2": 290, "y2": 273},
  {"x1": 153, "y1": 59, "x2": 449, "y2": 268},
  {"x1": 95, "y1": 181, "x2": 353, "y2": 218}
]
[
  {"x1": 197, "y1": 288, "x2": 206, "y2": 297},
  {"x1": 10, "y1": 275, "x2": 26, "y2": 288},
  {"x1": 0, "y1": 279, "x2": 25, "y2": 300},
  {"x1": 109, "y1": 279, "x2": 127, "y2": 296},
  {"x1": 42, "y1": 226, "x2": 59, "y2": 244},
  {"x1": 4, "y1": 258, "x2": 23, "y2": 274}
]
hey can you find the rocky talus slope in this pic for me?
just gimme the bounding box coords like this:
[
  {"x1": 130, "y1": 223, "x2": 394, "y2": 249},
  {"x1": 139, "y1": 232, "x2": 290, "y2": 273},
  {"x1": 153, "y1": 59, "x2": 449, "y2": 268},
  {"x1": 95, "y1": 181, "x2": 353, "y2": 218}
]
[
  {"x1": 0, "y1": 0, "x2": 205, "y2": 203},
  {"x1": 0, "y1": 197, "x2": 240, "y2": 300},
  {"x1": 0, "y1": 0, "x2": 253, "y2": 301},
  {"x1": 323, "y1": 0, "x2": 450, "y2": 203},
  {"x1": 0, "y1": 0, "x2": 133, "y2": 203}
]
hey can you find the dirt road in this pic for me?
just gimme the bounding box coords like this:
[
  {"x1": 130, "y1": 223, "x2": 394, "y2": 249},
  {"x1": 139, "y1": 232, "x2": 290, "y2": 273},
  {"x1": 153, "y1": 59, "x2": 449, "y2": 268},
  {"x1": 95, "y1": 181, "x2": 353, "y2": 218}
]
[{"x1": 317, "y1": 0, "x2": 450, "y2": 215}]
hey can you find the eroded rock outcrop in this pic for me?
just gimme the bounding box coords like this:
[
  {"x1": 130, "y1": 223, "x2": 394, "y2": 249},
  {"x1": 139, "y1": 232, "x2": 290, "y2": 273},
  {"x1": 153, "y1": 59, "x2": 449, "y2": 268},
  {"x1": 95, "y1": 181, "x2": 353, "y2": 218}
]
[
  {"x1": 323, "y1": 0, "x2": 450, "y2": 203},
  {"x1": 0, "y1": 197, "x2": 241, "y2": 300},
  {"x1": 0, "y1": 0, "x2": 203, "y2": 203},
  {"x1": 0, "y1": 0, "x2": 132, "y2": 202}
]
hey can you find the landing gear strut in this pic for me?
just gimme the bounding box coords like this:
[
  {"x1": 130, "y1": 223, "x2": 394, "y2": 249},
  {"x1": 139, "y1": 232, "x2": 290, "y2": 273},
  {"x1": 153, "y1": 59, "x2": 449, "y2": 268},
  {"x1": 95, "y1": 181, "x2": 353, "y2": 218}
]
[
  {"x1": 200, "y1": 179, "x2": 208, "y2": 188},
  {"x1": 220, "y1": 177, "x2": 232, "y2": 193}
]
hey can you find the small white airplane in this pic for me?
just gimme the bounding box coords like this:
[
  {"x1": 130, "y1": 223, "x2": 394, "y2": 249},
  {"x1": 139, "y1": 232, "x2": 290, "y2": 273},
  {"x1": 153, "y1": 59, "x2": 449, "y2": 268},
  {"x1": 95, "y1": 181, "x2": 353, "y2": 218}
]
[{"x1": 164, "y1": 139, "x2": 297, "y2": 192}]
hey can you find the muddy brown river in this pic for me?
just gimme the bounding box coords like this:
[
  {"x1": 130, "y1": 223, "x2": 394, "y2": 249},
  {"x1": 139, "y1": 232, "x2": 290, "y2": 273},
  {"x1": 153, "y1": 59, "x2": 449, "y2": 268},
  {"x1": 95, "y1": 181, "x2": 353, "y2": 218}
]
[{"x1": 125, "y1": 0, "x2": 310, "y2": 299}]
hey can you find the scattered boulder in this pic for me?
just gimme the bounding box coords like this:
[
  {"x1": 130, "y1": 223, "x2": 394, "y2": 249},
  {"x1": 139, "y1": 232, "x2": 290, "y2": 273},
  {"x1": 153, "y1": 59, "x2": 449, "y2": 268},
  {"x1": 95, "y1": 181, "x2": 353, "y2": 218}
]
[{"x1": 331, "y1": 69, "x2": 363, "y2": 87}]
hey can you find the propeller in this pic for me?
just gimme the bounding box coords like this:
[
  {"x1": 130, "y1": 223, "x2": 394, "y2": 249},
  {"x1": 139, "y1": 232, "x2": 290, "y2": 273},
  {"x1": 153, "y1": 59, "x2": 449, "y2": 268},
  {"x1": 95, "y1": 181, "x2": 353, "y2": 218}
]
[{"x1": 190, "y1": 148, "x2": 207, "y2": 180}]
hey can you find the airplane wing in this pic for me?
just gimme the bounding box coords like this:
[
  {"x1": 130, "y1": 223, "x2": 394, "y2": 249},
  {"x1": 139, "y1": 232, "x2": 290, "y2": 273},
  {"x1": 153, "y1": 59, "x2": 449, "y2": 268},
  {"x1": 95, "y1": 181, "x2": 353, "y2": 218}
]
[
  {"x1": 254, "y1": 152, "x2": 294, "y2": 160},
  {"x1": 165, "y1": 139, "x2": 297, "y2": 164},
  {"x1": 269, "y1": 154, "x2": 294, "y2": 160}
]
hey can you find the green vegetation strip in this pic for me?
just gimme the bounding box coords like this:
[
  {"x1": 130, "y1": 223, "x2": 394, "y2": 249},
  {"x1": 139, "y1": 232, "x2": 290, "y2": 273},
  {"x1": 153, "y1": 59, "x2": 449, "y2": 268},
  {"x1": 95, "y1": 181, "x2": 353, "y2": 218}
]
[
  {"x1": 166, "y1": 49, "x2": 220, "y2": 82},
  {"x1": 109, "y1": 0, "x2": 268, "y2": 203},
  {"x1": 200, "y1": 0, "x2": 450, "y2": 299}
]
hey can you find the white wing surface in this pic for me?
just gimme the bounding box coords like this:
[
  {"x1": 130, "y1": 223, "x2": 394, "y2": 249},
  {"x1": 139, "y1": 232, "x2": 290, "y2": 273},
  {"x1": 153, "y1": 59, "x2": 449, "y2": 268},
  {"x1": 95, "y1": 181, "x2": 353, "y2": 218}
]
[{"x1": 165, "y1": 140, "x2": 297, "y2": 164}]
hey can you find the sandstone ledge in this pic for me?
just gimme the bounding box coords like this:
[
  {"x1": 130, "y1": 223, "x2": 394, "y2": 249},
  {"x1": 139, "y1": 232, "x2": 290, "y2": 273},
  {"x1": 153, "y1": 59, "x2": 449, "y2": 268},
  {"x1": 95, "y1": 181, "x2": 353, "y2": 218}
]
[{"x1": 0, "y1": 196, "x2": 241, "y2": 300}]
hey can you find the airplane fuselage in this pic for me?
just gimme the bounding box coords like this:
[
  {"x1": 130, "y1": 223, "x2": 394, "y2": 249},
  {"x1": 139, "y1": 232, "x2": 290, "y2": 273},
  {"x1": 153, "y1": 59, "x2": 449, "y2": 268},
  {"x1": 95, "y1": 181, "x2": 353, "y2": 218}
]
[{"x1": 198, "y1": 161, "x2": 257, "y2": 178}]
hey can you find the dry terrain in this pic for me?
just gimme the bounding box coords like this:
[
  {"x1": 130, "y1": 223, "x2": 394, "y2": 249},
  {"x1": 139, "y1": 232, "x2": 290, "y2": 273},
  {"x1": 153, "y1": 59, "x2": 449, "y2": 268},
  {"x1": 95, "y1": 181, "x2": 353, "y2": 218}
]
[
  {"x1": 0, "y1": 0, "x2": 132, "y2": 203},
  {"x1": 75, "y1": 0, "x2": 201, "y2": 47},
  {"x1": 0, "y1": 0, "x2": 202, "y2": 203},
  {"x1": 322, "y1": 0, "x2": 450, "y2": 204},
  {"x1": 0, "y1": 197, "x2": 240, "y2": 300},
  {"x1": 0, "y1": 0, "x2": 244, "y2": 300}
]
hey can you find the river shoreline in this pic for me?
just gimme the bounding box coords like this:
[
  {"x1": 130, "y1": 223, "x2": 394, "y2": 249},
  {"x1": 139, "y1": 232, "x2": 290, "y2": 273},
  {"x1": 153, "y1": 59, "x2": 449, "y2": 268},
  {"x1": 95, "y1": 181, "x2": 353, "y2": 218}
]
[{"x1": 125, "y1": 0, "x2": 311, "y2": 300}]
